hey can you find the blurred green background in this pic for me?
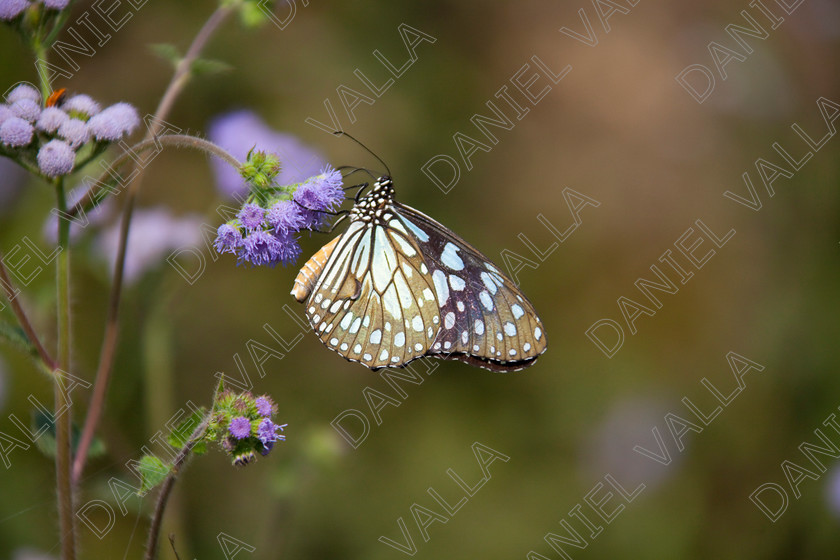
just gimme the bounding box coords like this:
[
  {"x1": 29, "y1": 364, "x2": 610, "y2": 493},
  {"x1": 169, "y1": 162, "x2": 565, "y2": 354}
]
[{"x1": 1, "y1": 0, "x2": 839, "y2": 558}]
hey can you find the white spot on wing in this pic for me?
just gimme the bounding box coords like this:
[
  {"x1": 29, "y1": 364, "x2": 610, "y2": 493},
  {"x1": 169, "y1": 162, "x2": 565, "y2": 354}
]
[
  {"x1": 370, "y1": 329, "x2": 382, "y2": 344},
  {"x1": 412, "y1": 315, "x2": 424, "y2": 332},
  {"x1": 480, "y1": 272, "x2": 498, "y2": 295},
  {"x1": 535, "y1": 327, "x2": 542, "y2": 340},
  {"x1": 402, "y1": 217, "x2": 430, "y2": 242},
  {"x1": 479, "y1": 291, "x2": 494, "y2": 311},
  {"x1": 432, "y1": 270, "x2": 449, "y2": 305},
  {"x1": 449, "y1": 275, "x2": 465, "y2": 291},
  {"x1": 504, "y1": 322, "x2": 516, "y2": 336},
  {"x1": 394, "y1": 332, "x2": 406, "y2": 347},
  {"x1": 444, "y1": 312, "x2": 455, "y2": 329},
  {"x1": 340, "y1": 313, "x2": 353, "y2": 330},
  {"x1": 474, "y1": 320, "x2": 484, "y2": 335},
  {"x1": 511, "y1": 304, "x2": 524, "y2": 319},
  {"x1": 441, "y1": 242, "x2": 465, "y2": 270}
]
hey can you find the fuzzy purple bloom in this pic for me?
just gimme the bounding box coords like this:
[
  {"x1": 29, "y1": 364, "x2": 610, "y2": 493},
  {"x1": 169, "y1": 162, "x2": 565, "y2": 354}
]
[
  {"x1": 207, "y1": 109, "x2": 326, "y2": 198},
  {"x1": 257, "y1": 418, "x2": 286, "y2": 445},
  {"x1": 87, "y1": 102, "x2": 139, "y2": 141},
  {"x1": 10, "y1": 98, "x2": 40, "y2": 122},
  {"x1": 237, "y1": 203, "x2": 265, "y2": 230},
  {"x1": 57, "y1": 118, "x2": 89, "y2": 148},
  {"x1": 229, "y1": 416, "x2": 252, "y2": 440},
  {"x1": 63, "y1": 94, "x2": 100, "y2": 117},
  {"x1": 292, "y1": 167, "x2": 345, "y2": 230},
  {"x1": 214, "y1": 223, "x2": 242, "y2": 254},
  {"x1": 266, "y1": 200, "x2": 305, "y2": 234},
  {"x1": 255, "y1": 396, "x2": 274, "y2": 417},
  {"x1": 272, "y1": 229, "x2": 302, "y2": 265},
  {"x1": 6, "y1": 83, "x2": 39, "y2": 104},
  {"x1": 0, "y1": 105, "x2": 13, "y2": 127},
  {"x1": 36, "y1": 106, "x2": 68, "y2": 133},
  {"x1": 43, "y1": 0, "x2": 69, "y2": 9},
  {"x1": 239, "y1": 229, "x2": 281, "y2": 267},
  {"x1": 37, "y1": 139, "x2": 75, "y2": 177},
  {"x1": 0, "y1": 117, "x2": 33, "y2": 147},
  {"x1": 0, "y1": 0, "x2": 27, "y2": 19}
]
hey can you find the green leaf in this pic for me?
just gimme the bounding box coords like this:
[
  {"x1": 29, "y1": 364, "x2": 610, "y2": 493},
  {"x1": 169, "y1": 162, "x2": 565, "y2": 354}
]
[
  {"x1": 168, "y1": 407, "x2": 207, "y2": 450},
  {"x1": 190, "y1": 57, "x2": 232, "y2": 77},
  {"x1": 149, "y1": 43, "x2": 182, "y2": 68},
  {"x1": 137, "y1": 455, "x2": 170, "y2": 495}
]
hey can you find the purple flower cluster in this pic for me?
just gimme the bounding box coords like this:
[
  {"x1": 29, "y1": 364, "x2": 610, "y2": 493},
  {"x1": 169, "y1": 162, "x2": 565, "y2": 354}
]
[
  {"x1": 0, "y1": 0, "x2": 69, "y2": 21},
  {"x1": 210, "y1": 390, "x2": 286, "y2": 465},
  {"x1": 0, "y1": 83, "x2": 139, "y2": 178},
  {"x1": 213, "y1": 164, "x2": 344, "y2": 268}
]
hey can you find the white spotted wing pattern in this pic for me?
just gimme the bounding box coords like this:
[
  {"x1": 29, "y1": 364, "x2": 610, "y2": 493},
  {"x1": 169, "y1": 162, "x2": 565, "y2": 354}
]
[{"x1": 292, "y1": 176, "x2": 546, "y2": 372}]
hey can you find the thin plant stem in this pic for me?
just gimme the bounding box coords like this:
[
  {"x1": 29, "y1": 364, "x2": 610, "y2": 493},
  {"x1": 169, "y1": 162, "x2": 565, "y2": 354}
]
[
  {"x1": 72, "y1": 5, "x2": 234, "y2": 486},
  {"x1": 0, "y1": 257, "x2": 57, "y2": 372},
  {"x1": 144, "y1": 414, "x2": 211, "y2": 560},
  {"x1": 55, "y1": 178, "x2": 76, "y2": 560}
]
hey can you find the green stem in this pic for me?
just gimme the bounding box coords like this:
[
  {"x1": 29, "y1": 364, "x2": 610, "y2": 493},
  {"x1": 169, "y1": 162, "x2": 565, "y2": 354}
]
[
  {"x1": 71, "y1": 5, "x2": 235, "y2": 486},
  {"x1": 55, "y1": 178, "x2": 76, "y2": 560},
  {"x1": 33, "y1": 38, "x2": 51, "y2": 101}
]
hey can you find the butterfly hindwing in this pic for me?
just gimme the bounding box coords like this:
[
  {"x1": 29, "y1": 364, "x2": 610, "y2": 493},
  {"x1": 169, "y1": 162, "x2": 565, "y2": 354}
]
[
  {"x1": 303, "y1": 216, "x2": 441, "y2": 369},
  {"x1": 394, "y1": 203, "x2": 547, "y2": 371}
]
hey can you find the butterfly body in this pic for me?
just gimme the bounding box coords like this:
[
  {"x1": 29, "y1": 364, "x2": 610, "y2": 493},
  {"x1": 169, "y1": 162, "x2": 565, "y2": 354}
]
[{"x1": 293, "y1": 176, "x2": 546, "y2": 372}]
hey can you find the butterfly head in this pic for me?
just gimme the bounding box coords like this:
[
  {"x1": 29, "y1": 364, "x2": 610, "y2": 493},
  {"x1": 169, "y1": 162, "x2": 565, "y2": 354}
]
[{"x1": 351, "y1": 175, "x2": 395, "y2": 223}]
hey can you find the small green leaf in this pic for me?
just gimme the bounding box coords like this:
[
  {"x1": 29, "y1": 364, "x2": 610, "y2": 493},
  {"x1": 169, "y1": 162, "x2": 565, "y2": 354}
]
[
  {"x1": 149, "y1": 43, "x2": 182, "y2": 67},
  {"x1": 137, "y1": 455, "x2": 170, "y2": 495},
  {"x1": 32, "y1": 410, "x2": 107, "y2": 459},
  {"x1": 168, "y1": 408, "x2": 207, "y2": 450},
  {"x1": 190, "y1": 57, "x2": 232, "y2": 77}
]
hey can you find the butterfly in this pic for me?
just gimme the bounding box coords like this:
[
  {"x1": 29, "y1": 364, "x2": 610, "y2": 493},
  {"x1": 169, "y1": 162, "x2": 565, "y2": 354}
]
[{"x1": 291, "y1": 174, "x2": 547, "y2": 372}]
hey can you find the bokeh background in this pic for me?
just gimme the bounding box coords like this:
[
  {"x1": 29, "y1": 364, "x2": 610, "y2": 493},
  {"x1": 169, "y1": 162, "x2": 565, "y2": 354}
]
[{"x1": 1, "y1": 0, "x2": 840, "y2": 558}]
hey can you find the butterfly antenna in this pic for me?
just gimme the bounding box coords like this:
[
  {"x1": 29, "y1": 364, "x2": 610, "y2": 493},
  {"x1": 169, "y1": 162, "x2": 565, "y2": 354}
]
[{"x1": 333, "y1": 131, "x2": 392, "y2": 177}]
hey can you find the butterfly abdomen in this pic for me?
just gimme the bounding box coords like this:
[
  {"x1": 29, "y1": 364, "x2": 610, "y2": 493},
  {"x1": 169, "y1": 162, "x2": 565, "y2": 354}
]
[{"x1": 291, "y1": 236, "x2": 340, "y2": 302}]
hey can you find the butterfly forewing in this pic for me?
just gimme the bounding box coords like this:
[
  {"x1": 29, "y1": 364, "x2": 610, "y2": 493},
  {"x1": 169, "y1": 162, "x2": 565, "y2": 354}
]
[
  {"x1": 394, "y1": 203, "x2": 547, "y2": 371},
  {"x1": 303, "y1": 215, "x2": 441, "y2": 369}
]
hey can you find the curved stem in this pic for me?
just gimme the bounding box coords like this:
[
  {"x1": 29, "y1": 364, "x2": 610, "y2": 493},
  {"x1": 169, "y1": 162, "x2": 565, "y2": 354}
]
[
  {"x1": 144, "y1": 415, "x2": 211, "y2": 560},
  {"x1": 72, "y1": 5, "x2": 234, "y2": 486},
  {"x1": 66, "y1": 134, "x2": 241, "y2": 218},
  {"x1": 55, "y1": 178, "x2": 76, "y2": 560},
  {"x1": 0, "y1": 257, "x2": 57, "y2": 371}
]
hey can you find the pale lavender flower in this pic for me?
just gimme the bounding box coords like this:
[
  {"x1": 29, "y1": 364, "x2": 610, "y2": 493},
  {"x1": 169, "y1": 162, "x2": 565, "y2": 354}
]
[
  {"x1": 96, "y1": 208, "x2": 204, "y2": 284},
  {"x1": 36, "y1": 106, "x2": 68, "y2": 133},
  {"x1": 255, "y1": 396, "x2": 275, "y2": 417},
  {"x1": 207, "y1": 109, "x2": 325, "y2": 198},
  {"x1": 6, "y1": 84, "x2": 39, "y2": 104},
  {"x1": 213, "y1": 223, "x2": 242, "y2": 254},
  {"x1": 37, "y1": 139, "x2": 75, "y2": 177},
  {"x1": 9, "y1": 98, "x2": 40, "y2": 122},
  {"x1": 266, "y1": 200, "x2": 305, "y2": 234},
  {"x1": 257, "y1": 418, "x2": 281, "y2": 445},
  {"x1": 239, "y1": 229, "x2": 280, "y2": 267},
  {"x1": 87, "y1": 102, "x2": 139, "y2": 141},
  {"x1": 0, "y1": 117, "x2": 33, "y2": 146},
  {"x1": 293, "y1": 167, "x2": 345, "y2": 229},
  {"x1": 0, "y1": 0, "x2": 27, "y2": 19},
  {"x1": 0, "y1": 105, "x2": 14, "y2": 126},
  {"x1": 57, "y1": 118, "x2": 89, "y2": 148},
  {"x1": 63, "y1": 94, "x2": 100, "y2": 117},
  {"x1": 229, "y1": 417, "x2": 252, "y2": 440},
  {"x1": 43, "y1": 0, "x2": 69, "y2": 9},
  {"x1": 272, "y1": 229, "x2": 302, "y2": 265}
]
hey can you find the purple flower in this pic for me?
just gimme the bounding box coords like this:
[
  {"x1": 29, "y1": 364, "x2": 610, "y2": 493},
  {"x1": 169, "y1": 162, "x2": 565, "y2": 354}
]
[
  {"x1": 44, "y1": 0, "x2": 70, "y2": 9},
  {"x1": 255, "y1": 396, "x2": 275, "y2": 417},
  {"x1": 10, "y1": 98, "x2": 40, "y2": 122},
  {"x1": 0, "y1": 105, "x2": 14, "y2": 127},
  {"x1": 0, "y1": 0, "x2": 27, "y2": 20},
  {"x1": 37, "y1": 139, "x2": 75, "y2": 177},
  {"x1": 213, "y1": 223, "x2": 242, "y2": 254},
  {"x1": 36, "y1": 106, "x2": 68, "y2": 133},
  {"x1": 272, "y1": 229, "x2": 302, "y2": 265},
  {"x1": 6, "y1": 83, "x2": 39, "y2": 104},
  {"x1": 63, "y1": 93, "x2": 100, "y2": 117},
  {"x1": 237, "y1": 203, "x2": 265, "y2": 230},
  {"x1": 0, "y1": 117, "x2": 33, "y2": 147},
  {"x1": 293, "y1": 167, "x2": 345, "y2": 230},
  {"x1": 266, "y1": 200, "x2": 305, "y2": 234},
  {"x1": 207, "y1": 109, "x2": 326, "y2": 198},
  {"x1": 57, "y1": 118, "x2": 89, "y2": 148},
  {"x1": 229, "y1": 416, "x2": 252, "y2": 440},
  {"x1": 239, "y1": 229, "x2": 281, "y2": 267},
  {"x1": 257, "y1": 418, "x2": 286, "y2": 445},
  {"x1": 87, "y1": 102, "x2": 139, "y2": 141},
  {"x1": 96, "y1": 208, "x2": 204, "y2": 284}
]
